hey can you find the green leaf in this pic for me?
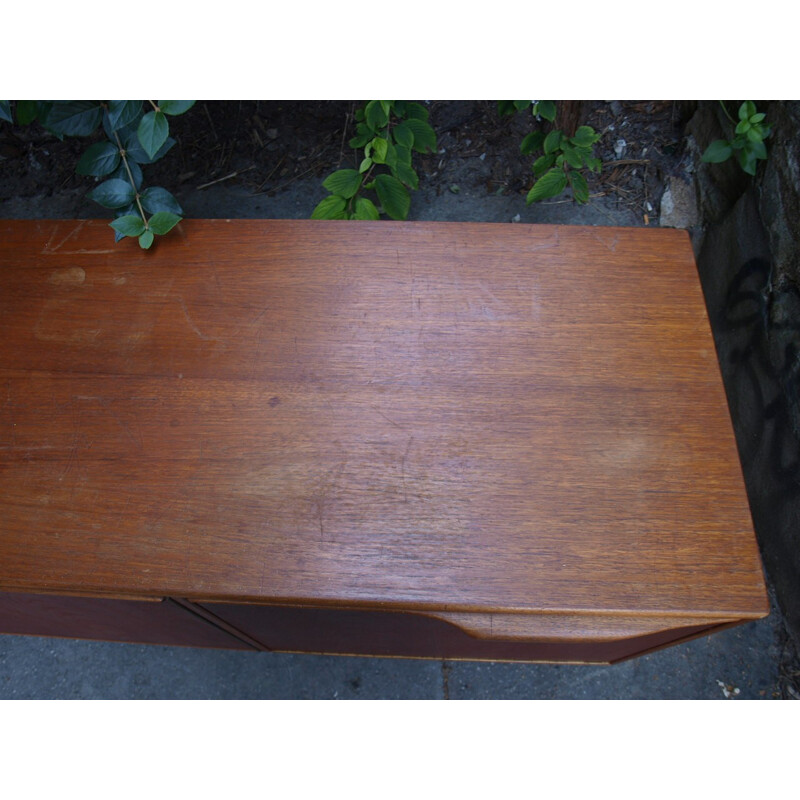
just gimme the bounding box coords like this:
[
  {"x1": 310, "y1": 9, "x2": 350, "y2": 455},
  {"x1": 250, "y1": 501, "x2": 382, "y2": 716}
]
[
  {"x1": 374, "y1": 174, "x2": 411, "y2": 220},
  {"x1": 43, "y1": 101, "x2": 103, "y2": 136},
  {"x1": 350, "y1": 133, "x2": 371, "y2": 148},
  {"x1": 404, "y1": 118, "x2": 436, "y2": 153},
  {"x1": 379, "y1": 100, "x2": 392, "y2": 118},
  {"x1": 561, "y1": 144, "x2": 583, "y2": 169},
  {"x1": 535, "y1": 101, "x2": 557, "y2": 122},
  {"x1": 571, "y1": 126, "x2": 599, "y2": 147},
  {"x1": 322, "y1": 169, "x2": 362, "y2": 199},
  {"x1": 749, "y1": 139, "x2": 767, "y2": 160},
  {"x1": 587, "y1": 157, "x2": 602, "y2": 173},
  {"x1": 497, "y1": 101, "x2": 516, "y2": 117},
  {"x1": 383, "y1": 141, "x2": 398, "y2": 171},
  {"x1": 0, "y1": 101, "x2": 11, "y2": 123},
  {"x1": 113, "y1": 204, "x2": 138, "y2": 241},
  {"x1": 107, "y1": 101, "x2": 143, "y2": 131},
  {"x1": 158, "y1": 101, "x2": 195, "y2": 116},
  {"x1": 536, "y1": 101, "x2": 557, "y2": 122},
  {"x1": 139, "y1": 229, "x2": 155, "y2": 249},
  {"x1": 395, "y1": 161, "x2": 419, "y2": 190},
  {"x1": 701, "y1": 139, "x2": 734, "y2": 163},
  {"x1": 394, "y1": 101, "x2": 407, "y2": 118},
  {"x1": 365, "y1": 100, "x2": 388, "y2": 131},
  {"x1": 353, "y1": 197, "x2": 380, "y2": 220},
  {"x1": 138, "y1": 111, "x2": 169, "y2": 159},
  {"x1": 405, "y1": 102, "x2": 429, "y2": 121},
  {"x1": 513, "y1": 100, "x2": 532, "y2": 112},
  {"x1": 110, "y1": 161, "x2": 143, "y2": 190},
  {"x1": 76, "y1": 142, "x2": 121, "y2": 176},
  {"x1": 311, "y1": 195, "x2": 347, "y2": 219},
  {"x1": 543, "y1": 130, "x2": 562, "y2": 155},
  {"x1": 88, "y1": 178, "x2": 136, "y2": 209},
  {"x1": 393, "y1": 122, "x2": 414, "y2": 149},
  {"x1": 736, "y1": 145, "x2": 758, "y2": 176},
  {"x1": 520, "y1": 131, "x2": 545, "y2": 155},
  {"x1": 395, "y1": 144, "x2": 413, "y2": 166},
  {"x1": 739, "y1": 101, "x2": 756, "y2": 121},
  {"x1": 371, "y1": 137, "x2": 389, "y2": 163},
  {"x1": 750, "y1": 112, "x2": 766, "y2": 124},
  {"x1": 148, "y1": 211, "x2": 182, "y2": 235},
  {"x1": 359, "y1": 157, "x2": 372, "y2": 173},
  {"x1": 349, "y1": 122, "x2": 372, "y2": 148},
  {"x1": 121, "y1": 126, "x2": 175, "y2": 164},
  {"x1": 567, "y1": 170, "x2": 589, "y2": 204},
  {"x1": 15, "y1": 100, "x2": 39, "y2": 125},
  {"x1": 140, "y1": 186, "x2": 183, "y2": 215},
  {"x1": 532, "y1": 153, "x2": 556, "y2": 177},
  {"x1": 526, "y1": 168, "x2": 568, "y2": 203},
  {"x1": 735, "y1": 119, "x2": 750, "y2": 135},
  {"x1": 109, "y1": 214, "x2": 146, "y2": 237},
  {"x1": 746, "y1": 126, "x2": 764, "y2": 143}
]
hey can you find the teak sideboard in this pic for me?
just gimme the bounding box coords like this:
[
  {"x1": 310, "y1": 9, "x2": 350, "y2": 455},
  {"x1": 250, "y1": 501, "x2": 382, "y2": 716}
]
[{"x1": 0, "y1": 219, "x2": 768, "y2": 663}]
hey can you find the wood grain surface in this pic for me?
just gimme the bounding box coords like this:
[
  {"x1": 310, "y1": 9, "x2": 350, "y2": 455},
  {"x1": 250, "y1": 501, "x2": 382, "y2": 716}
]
[{"x1": 0, "y1": 219, "x2": 768, "y2": 643}]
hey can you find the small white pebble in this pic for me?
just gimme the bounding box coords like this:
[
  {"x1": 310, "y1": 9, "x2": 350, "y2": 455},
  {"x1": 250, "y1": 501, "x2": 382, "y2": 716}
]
[
  {"x1": 511, "y1": 214, "x2": 521, "y2": 223},
  {"x1": 479, "y1": 153, "x2": 486, "y2": 161}
]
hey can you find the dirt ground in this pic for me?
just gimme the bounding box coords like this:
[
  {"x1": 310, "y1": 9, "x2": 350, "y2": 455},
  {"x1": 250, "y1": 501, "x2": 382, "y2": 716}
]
[{"x1": 0, "y1": 100, "x2": 691, "y2": 227}]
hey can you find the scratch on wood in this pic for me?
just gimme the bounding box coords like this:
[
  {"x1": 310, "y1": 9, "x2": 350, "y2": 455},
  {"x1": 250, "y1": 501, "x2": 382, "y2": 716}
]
[
  {"x1": 210, "y1": 260, "x2": 223, "y2": 293},
  {"x1": 312, "y1": 460, "x2": 347, "y2": 542},
  {"x1": 401, "y1": 435, "x2": 414, "y2": 503},
  {"x1": 178, "y1": 296, "x2": 214, "y2": 341},
  {"x1": 372, "y1": 406, "x2": 404, "y2": 430},
  {"x1": 5, "y1": 381, "x2": 15, "y2": 447},
  {"x1": 591, "y1": 230, "x2": 619, "y2": 253},
  {"x1": 41, "y1": 221, "x2": 88, "y2": 254}
]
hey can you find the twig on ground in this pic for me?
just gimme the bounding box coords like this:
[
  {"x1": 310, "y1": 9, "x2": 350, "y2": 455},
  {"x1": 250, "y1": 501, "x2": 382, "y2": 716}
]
[
  {"x1": 251, "y1": 161, "x2": 325, "y2": 196},
  {"x1": 255, "y1": 155, "x2": 286, "y2": 192},
  {"x1": 338, "y1": 106, "x2": 352, "y2": 168},
  {"x1": 204, "y1": 102, "x2": 219, "y2": 143},
  {"x1": 197, "y1": 166, "x2": 255, "y2": 191},
  {"x1": 604, "y1": 158, "x2": 651, "y2": 167}
]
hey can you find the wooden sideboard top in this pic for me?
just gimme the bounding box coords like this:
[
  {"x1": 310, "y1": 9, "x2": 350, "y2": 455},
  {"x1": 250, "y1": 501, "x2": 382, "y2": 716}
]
[{"x1": 0, "y1": 219, "x2": 767, "y2": 629}]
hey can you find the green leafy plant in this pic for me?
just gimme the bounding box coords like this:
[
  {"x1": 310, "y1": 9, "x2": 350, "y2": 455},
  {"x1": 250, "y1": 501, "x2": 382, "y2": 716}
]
[
  {"x1": 701, "y1": 101, "x2": 770, "y2": 176},
  {"x1": 499, "y1": 100, "x2": 601, "y2": 205},
  {"x1": 313, "y1": 100, "x2": 437, "y2": 221},
  {"x1": 0, "y1": 100, "x2": 194, "y2": 248}
]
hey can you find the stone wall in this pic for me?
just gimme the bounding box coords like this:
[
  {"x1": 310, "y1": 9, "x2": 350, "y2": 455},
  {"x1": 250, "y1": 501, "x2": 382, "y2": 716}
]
[{"x1": 684, "y1": 101, "x2": 800, "y2": 647}]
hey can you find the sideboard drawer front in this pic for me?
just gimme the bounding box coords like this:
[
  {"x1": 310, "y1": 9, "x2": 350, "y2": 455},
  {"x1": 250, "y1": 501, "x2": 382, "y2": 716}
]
[
  {"x1": 200, "y1": 603, "x2": 719, "y2": 663},
  {"x1": 0, "y1": 592, "x2": 255, "y2": 650}
]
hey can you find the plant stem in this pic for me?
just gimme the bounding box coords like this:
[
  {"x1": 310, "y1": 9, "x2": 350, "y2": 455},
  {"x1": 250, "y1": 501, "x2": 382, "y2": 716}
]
[
  {"x1": 148, "y1": 100, "x2": 159, "y2": 112},
  {"x1": 719, "y1": 101, "x2": 736, "y2": 126},
  {"x1": 111, "y1": 128, "x2": 148, "y2": 229}
]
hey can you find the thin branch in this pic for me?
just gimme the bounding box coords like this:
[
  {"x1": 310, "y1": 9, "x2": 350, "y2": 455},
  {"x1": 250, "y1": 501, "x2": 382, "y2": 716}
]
[
  {"x1": 719, "y1": 100, "x2": 736, "y2": 126},
  {"x1": 196, "y1": 166, "x2": 255, "y2": 190},
  {"x1": 111, "y1": 128, "x2": 148, "y2": 228}
]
